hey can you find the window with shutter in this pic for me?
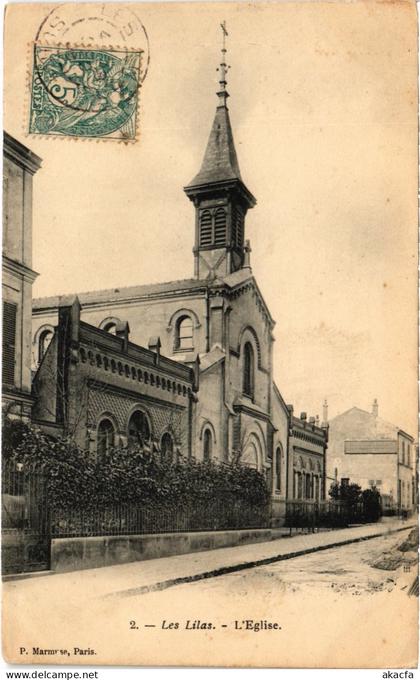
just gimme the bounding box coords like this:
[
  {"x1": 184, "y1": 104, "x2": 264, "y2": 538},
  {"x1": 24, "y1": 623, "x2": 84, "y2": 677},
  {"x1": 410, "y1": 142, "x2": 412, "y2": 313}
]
[
  {"x1": 3, "y1": 301, "x2": 17, "y2": 385},
  {"x1": 214, "y1": 208, "x2": 227, "y2": 246},
  {"x1": 231, "y1": 207, "x2": 238, "y2": 246},
  {"x1": 199, "y1": 210, "x2": 212, "y2": 246},
  {"x1": 235, "y1": 208, "x2": 244, "y2": 247}
]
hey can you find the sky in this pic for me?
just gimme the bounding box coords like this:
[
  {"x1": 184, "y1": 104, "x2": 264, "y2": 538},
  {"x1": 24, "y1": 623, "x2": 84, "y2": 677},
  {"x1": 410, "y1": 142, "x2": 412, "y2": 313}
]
[{"x1": 4, "y1": 1, "x2": 418, "y2": 435}]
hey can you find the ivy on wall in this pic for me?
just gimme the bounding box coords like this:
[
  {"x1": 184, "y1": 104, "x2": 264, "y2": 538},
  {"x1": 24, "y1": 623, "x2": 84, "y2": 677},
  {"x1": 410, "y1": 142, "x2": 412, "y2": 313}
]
[{"x1": 3, "y1": 417, "x2": 270, "y2": 511}]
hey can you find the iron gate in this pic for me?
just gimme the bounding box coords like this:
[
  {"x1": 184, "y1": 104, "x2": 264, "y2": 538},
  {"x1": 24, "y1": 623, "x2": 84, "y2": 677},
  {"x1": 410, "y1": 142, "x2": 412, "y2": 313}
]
[{"x1": 2, "y1": 460, "x2": 50, "y2": 575}]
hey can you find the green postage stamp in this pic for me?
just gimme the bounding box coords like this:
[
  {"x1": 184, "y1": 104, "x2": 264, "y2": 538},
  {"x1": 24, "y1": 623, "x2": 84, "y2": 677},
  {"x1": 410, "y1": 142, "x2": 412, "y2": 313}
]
[{"x1": 29, "y1": 45, "x2": 142, "y2": 141}]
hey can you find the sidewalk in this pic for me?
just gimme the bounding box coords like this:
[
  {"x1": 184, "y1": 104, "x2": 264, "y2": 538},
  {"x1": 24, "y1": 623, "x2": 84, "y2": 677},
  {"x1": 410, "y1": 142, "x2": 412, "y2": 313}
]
[{"x1": 4, "y1": 518, "x2": 415, "y2": 602}]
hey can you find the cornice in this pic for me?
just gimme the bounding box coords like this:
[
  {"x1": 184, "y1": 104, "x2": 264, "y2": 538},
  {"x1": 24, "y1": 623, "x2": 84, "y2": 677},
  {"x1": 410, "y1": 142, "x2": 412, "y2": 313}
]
[
  {"x1": 4, "y1": 132, "x2": 42, "y2": 175},
  {"x1": 3, "y1": 255, "x2": 39, "y2": 283}
]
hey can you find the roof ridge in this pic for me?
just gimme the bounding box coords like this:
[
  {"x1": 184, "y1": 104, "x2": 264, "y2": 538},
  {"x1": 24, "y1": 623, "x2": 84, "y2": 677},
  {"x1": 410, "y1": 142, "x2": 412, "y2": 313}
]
[{"x1": 33, "y1": 277, "x2": 202, "y2": 304}]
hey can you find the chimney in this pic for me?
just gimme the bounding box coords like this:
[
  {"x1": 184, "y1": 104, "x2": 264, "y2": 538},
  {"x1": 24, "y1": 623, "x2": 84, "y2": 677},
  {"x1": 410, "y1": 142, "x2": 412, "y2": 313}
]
[
  {"x1": 322, "y1": 399, "x2": 328, "y2": 425},
  {"x1": 315, "y1": 415, "x2": 320, "y2": 427},
  {"x1": 148, "y1": 336, "x2": 161, "y2": 364},
  {"x1": 300, "y1": 412, "x2": 307, "y2": 421},
  {"x1": 116, "y1": 321, "x2": 130, "y2": 352},
  {"x1": 372, "y1": 398, "x2": 378, "y2": 417}
]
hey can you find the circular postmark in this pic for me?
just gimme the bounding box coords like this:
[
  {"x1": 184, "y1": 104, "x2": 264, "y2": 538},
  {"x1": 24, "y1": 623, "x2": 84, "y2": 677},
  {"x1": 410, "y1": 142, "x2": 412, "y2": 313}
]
[
  {"x1": 35, "y1": 4, "x2": 150, "y2": 82},
  {"x1": 30, "y1": 5, "x2": 149, "y2": 139}
]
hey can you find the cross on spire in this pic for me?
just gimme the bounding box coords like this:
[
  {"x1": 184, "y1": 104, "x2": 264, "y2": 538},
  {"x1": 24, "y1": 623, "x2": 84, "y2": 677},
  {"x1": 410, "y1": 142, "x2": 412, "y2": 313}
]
[{"x1": 217, "y1": 20, "x2": 230, "y2": 108}]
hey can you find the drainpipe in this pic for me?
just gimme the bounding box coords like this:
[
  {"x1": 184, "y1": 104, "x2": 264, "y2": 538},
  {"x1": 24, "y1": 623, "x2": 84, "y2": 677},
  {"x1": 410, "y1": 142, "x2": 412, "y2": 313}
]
[{"x1": 205, "y1": 286, "x2": 210, "y2": 353}]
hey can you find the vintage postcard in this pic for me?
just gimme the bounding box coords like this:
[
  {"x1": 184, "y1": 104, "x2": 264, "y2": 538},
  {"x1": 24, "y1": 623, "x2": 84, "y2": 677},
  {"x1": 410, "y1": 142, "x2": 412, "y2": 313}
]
[{"x1": 2, "y1": 0, "x2": 418, "y2": 670}]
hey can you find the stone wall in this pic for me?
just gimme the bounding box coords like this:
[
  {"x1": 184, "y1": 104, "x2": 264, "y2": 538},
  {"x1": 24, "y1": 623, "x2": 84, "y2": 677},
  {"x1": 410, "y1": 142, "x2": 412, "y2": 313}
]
[{"x1": 51, "y1": 527, "x2": 286, "y2": 573}]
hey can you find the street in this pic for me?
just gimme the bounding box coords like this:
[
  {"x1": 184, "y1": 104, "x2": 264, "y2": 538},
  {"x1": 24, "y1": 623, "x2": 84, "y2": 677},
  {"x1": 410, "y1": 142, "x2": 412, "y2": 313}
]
[{"x1": 3, "y1": 527, "x2": 418, "y2": 668}]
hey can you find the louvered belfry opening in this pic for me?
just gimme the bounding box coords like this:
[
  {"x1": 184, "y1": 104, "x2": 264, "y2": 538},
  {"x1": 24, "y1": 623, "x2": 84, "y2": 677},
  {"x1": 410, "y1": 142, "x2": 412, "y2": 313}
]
[
  {"x1": 214, "y1": 208, "x2": 227, "y2": 246},
  {"x1": 199, "y1": 209, "x2": 212, "y2": 246},
  {"x1": 199, "y1": 207, "x2": 227, "y2": 248},
  {"x1": 2, "y1": 301, "x2": 17, "y2": 386},
  {"x1": 232, "y1": 205, "x2": 244, "y2": 248}
]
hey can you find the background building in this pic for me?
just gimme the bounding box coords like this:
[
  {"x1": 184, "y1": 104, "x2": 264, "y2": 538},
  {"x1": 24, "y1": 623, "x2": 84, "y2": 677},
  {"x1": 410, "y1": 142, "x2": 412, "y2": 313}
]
[
  {"x1": 327, "y1": 400, "x2": 415, "y2": 512},
  {"x1": 3, "y1": 132, "x2": 41, "y2": 421},
  {"x1": 288, "y1": 408, "x2": 328, "y2": 502}
]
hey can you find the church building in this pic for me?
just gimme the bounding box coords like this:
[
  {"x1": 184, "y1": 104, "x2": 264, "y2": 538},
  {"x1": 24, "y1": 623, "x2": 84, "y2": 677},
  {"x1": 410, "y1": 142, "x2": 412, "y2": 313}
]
[{"x1": 31, "y1": 42, "x2": 328, "y2": 523}]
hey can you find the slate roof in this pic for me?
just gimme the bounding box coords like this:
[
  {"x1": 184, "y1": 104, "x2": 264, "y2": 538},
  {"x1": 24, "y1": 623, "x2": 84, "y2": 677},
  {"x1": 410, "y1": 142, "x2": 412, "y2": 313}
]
[
  {"x1": 33, "y1": 278, "x2": 207, "y2": 310},
  {"x1": 33, "y1": 269, "x2": 253, "y2": 310},
  {"x1": 186, "y1": 105, "x2": 242, "y2": 188}
]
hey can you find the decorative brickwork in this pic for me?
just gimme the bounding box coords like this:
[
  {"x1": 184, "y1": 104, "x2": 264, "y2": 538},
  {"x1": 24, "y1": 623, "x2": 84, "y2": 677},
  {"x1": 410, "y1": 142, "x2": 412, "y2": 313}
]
[{"x1": 88, "y1": 387, "x2": 186, "y2": 447}]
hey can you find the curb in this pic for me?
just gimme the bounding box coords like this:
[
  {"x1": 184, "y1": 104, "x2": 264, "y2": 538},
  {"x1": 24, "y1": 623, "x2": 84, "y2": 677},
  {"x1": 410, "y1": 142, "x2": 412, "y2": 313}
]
[{"x1": 105, "y1": 523, "x2": 416, "y2": 599}]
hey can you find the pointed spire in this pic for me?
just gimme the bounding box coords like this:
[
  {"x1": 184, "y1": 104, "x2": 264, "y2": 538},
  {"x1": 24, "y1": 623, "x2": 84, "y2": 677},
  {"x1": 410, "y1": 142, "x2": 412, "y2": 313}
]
[{"x1": 186, "y1": 22, "x2": 246, "y2": 189}]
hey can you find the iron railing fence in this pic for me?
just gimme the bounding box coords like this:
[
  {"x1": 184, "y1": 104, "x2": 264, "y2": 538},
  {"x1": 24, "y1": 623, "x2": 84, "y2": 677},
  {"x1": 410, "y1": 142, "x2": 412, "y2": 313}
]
[
  {"x1": 2, "y1": 459, "x2": 49, "y2": 535},
  {"x1": 50, "y1": 498, "x2": 271, "y2": 537},
  {"x1": 285, "y1": 499, "x2": 371, "y2": 530},
  {"x1": 2, "y1": 459, "x2": 50, "y2": 574}
]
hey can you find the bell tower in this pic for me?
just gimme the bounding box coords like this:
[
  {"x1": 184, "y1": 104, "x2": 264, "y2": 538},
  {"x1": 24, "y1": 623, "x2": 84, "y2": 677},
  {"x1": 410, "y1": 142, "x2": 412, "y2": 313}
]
[{"x1": 184, "y1": 23, "x2": 256, "y2": 280}]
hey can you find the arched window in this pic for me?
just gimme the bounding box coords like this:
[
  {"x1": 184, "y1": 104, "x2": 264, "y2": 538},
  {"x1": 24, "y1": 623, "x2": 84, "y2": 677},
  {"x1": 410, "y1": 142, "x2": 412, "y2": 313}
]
[
  {"x1": 297, "y1": 472, "x2": 303, "y2": 499},
  {"x1": 305, "y1": 473, "x2": 311, "y2": 499},
  {"x1": 128, "y1": 410, "x2": 151, "y2": 448},
  {"x1": 242, "y1": 442, "x2": 259, "y2": 469},
  {"x1": 243, "y1": 342, "x2": 255, "y2": 398},
  {"x1": 97, "y1": 419, "x2": 115, "y2": 460},
  {"x1": 161, "y1": 432, "x2": 174, "y2": 464},
  {"x1": 275, "y1": 446, "x2": 282, "y2": 491},
  {"x1": 203, "y1": 429, "x2": 213, "y2": 462},
  {"x1": 176, "y1": 316, "x2": 194, "y2": 350},
  {"x1": 314, "y1": 475, "x2": 320, "y2": 501},
  {"x1": 38, "y1": 329, "x2": 53, "y2": 364}
]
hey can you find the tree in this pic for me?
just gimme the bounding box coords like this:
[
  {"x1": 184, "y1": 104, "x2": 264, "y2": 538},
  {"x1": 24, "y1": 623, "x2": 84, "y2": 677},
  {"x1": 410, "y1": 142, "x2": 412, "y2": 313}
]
[
  {"x1": 329, "y1": 480, "x2": 361, "y2": 506},
  {"x1": 362, "y1": 487, "x2": 382, "y2": 522}
]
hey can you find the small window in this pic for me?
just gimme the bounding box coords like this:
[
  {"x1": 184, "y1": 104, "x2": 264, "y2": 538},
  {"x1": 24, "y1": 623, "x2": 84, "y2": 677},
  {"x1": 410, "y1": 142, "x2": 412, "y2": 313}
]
[
  {"x1": 97, "y1": 419, "x2": 115, "y2": 460},
  {"x1": 341, "y1": 478, "x2": 349, "y2": 487},
  {"x1": 176, "y1": 316, "x2": 193, "y2": 350},
  {"x1": 161, "y1": 432, "x2": 174, "y2": 465},
  {"x1": 243, "y1": 342, "x2": 255, "y2": 398},
  {"x1": 103, "y1": 322, "x2": 117, "y2": 334},
  {"x1": 203, "y1": 429, "x2": 213, "y2": 462},
  {"x1": 275, "y1": 446, "x2": 282, "y2": 491}
]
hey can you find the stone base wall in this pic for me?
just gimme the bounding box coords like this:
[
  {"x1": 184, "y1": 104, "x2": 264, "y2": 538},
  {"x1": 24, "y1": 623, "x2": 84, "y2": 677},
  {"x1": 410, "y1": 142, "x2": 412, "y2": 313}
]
[
  {"x1": 270, "y1": 496, "x2": 286, "y2": 527},
  {"x1": 51, "y1": 528, "x2": 286, "y2": 573}
]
